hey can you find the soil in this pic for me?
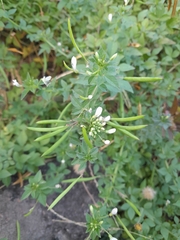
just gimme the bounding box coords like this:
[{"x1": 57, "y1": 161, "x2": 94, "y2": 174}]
[{"x1": 0, "y1": 172, "x2": 99, "y2": 240}]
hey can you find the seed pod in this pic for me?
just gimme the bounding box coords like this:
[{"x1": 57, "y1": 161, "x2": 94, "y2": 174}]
[
  {"x1": 111, "y1": 115, "x2": 144, "y2": 122},
  {"x1": 124, "y1": 77, "x2": 162, "y2": 82}
]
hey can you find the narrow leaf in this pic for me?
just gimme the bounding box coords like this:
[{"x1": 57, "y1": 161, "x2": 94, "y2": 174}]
[
  {"x1": 42, "y1": 128, "x2": 72, "y2": 156},
  {"x1": 48, "y1": 175, "x2": 81, "y2": 210}
]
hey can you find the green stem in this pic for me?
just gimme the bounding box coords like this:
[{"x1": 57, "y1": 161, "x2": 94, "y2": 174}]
[
  {"x1": 116, "y1": 216, "x2": 135, "y2": 240},
  {"x1": 68, "y1": 18, "x2": 87, "y2": 63},
  {"x1": 16, "y1": 221, "x2": 21, "y2": 240},
  {"x1": 0, "y1": 64, "x2": 10, "y2": 89},
  {"x1": 150, "y1": 163, "x2": 156, "y2": 186},
  {"x1": 105, "y1": 144, "x2": 124, "y2": 204}
]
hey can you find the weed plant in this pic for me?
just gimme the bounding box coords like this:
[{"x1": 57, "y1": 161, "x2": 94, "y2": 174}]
[{"x1": 1, "y1": 0, "x2": 180, "y2": 239}]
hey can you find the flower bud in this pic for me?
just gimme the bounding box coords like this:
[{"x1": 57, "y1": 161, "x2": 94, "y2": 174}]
[
  {"x1": 88, "y1": 95, "x2": 93, "y2": 99},
  {"x1": 94, "y1": 107, "x2": 103, "y2": 118},
  {"x1": 71, "y1": 56, "x2": 77, "y2": 70},
  {"x1": 110, "y1": 207, "x2": 118, "y2": 215},
  {"x1": 106, "y1": 128, "x2": 116, "y2": 134},
  {"x1": 109, "y1": 235, "x2": 118, "y2": 240},
  {"x1": 108, "y1": 13, "x2": 113, "y2": 22},
  {"x1": 103, "y1": 140, "x2": 110, "y2": 145},
  {"x1": 110, "y1": 53, "x2": 117, "y2": 61},
  {"x1": 95, "y1": 51, "x2": 100, "y2": 60}
]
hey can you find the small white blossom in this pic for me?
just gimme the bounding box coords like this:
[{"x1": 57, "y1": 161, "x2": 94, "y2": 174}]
[
  {"x1": 103, "y1": 116, "x2": 111, "y2": 122},
  {"x1": 12, "y1": 79, "x2": 22, "y2": 87},
  {"x1": 124, "y1": 0, "x2": 129, "y2": 5},
  {"x1": 55, "y1": 184, "x2": 61, "y2": 188},
  {"x1": 71, "y1": 56, "x2": 77, "y2": 70},
  {"x1": 57, "y1": 42, "x2": 61, "y2": 46},
  {"x1": 166, "y1": 200, "x2": 170, "y2": 206},
  {"x1": 109, "y1": 236, "x2": 118, "y2": 240},
  {"x1": 110, "y1": 53, "x2": 117, "y2": 61},
  {"x1": 106, "y1": 128, "x2": 116, "y2": 134},
  {"x1": 41, "y1": 76, "x2": 52, "y2": 86},
  {"x1": 110, "y1": 208, "x2": 118, "y2": 215},
  {"x1": 108, "y1": 13, "x2": 113, "y2": 22},
  {"x1": 88, "y1": 95, "x2": 93, "y2": 99},
  {"x1": 95, "y1": 51, "x2": 100, "y2": 60},
  {"x1": 94, "y1": 107, "x2": 103, "y2": 118},
  {"x1": 103, "y1": 140, "x2": 110, "y2": 145},
  {"x1": 88, "y1": 108, "x2": 92, "y2": 113},
  {"x1": 61, "y1": 159, "x2": 65, "y2": 164},
  {"x1": 69, "y1": 143, "x2": 76, "y2": 149}
]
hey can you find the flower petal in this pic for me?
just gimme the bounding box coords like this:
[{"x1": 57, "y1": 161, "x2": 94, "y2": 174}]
[{"x1": 94, "y1": 107, "x2": 103, "y2": 118}]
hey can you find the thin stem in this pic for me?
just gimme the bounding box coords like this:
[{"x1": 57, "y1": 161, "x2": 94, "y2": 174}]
[
  {"x1": 116, "y1": 216, "x2": 135, "y2": 240},
  {"x1": 105, "y1": 144, "x2": 124, "y2": 204},
  {"x1": 47, "y1": 204, "x2": 86, "y2": 227},
  {"x1": 119, "y1": 92, "x2": 124, "y2": 117},
  {"x1": 68, "y1": 18, "x2": 87, "y2": 63}
]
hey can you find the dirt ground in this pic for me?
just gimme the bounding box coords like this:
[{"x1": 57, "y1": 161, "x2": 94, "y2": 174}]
[{"x1": 0, "y1": 172, "x2": 99, "y2": 240}]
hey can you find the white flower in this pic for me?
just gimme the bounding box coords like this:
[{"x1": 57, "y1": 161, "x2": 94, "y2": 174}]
[
  {"x1": 103, "y1": 116, "x2": 111, "y2": 122},
  {"x1": 110, "y1": 53, "x2": 117, "y2": 61},
  {"x1": 88, "y1": 95, "x2": 93, "y2": 99},
  {"x1": 124, "y1": 0, "x2": 129, "y2": 5},
  {"x1": 95, "y1": 51, "x2": 100, "y2": 60},
  {"x1": 71, "y1": 56, "x2": 77, "y2": 70},
  {"x1": 61, "y1": 159, "x2": 65, "y2": 164},
  {"x1": 110, "y1": 208, "x2": 118, "y2": 215},
  {"x1": 41, "y1": 76, "x2": 52, "y2": 86},
  {"x1": 106, "y1": 128, "x2": 116, "y2": 134},
  {"x1": 12, "y1": 79, "x2": 22, "y2": 87},
  {"x1": 88, "y1": 108, "x2": 92, "y2": 113},
  {"x1": 108, "y1": 13, "x2": 113, "y2": 22},
  {"x1": 166, "y1": 200, "x2": 170, "y2": 206},
  {"x1": 109, "y1": 235, "x2": 118, "y2": 240},
  {"x1": 57, "y1": 42, "x2": 61, "y2": 46},
  {"x1": 55, "y1": 184, "x2": 61, "y2": 188},
  {"x1": 103, "y1": 140, "x2": 110, "y2": 145},
  {"x1": 94, "y1": 107, "x2": 103, "y2": 118}
]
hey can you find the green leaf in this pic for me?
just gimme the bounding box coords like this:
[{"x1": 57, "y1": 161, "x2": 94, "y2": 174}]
[
  {"x1": 17, "y1": 130, "x2": 28, "y2": 146},
  {"x1": 0, "y1": 169, "x2": 11, "y2": 178},
  {"x1": 34, "y1": 170, "x2": 42, "y2": 182},
  {"x1": 119, "y1": 63, "x2": 135, "y2": 72},
  {"x1": 160, "y1": 227, "x2": 169, "y2": 240},
  {"x1": 127, "y1": 207, "x2": 135, "y2": 220}
]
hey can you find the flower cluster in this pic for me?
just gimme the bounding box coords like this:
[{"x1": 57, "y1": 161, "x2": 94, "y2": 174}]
[{"x1": 89, "y1": 107, "x2": 116, "y2": 145}]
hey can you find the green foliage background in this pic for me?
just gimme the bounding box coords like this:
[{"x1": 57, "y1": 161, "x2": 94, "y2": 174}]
[{"x1": 0, "y1": 0, "x2": 180, "y2": 239}]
